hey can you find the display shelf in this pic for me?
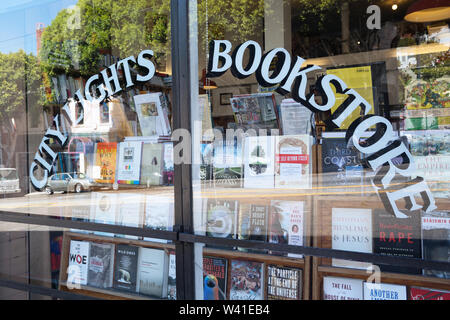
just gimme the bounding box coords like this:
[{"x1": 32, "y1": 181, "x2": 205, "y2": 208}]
[
  {"x1": 312, "y1": 194, "x2": 450, "y2": 300},
  {"x1": 58, "y1": 231, "x2": 174, "y2": 300}
]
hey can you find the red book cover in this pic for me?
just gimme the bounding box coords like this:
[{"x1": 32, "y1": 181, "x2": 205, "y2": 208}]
[{"x1": 409, "y1": 287, "x2": 450, "y2": 300}]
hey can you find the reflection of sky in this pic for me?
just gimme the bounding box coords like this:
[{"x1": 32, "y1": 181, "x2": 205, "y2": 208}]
[{"x1": 0, "y1": 0, "x2": 77, "y2": 55}]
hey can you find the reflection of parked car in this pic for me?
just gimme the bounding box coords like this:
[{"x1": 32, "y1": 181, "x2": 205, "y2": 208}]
[
  {"x1": 0, "y1": 168, "x2": 21, "y2": 194},
  {"x1": 45, "y1": 173, "x2": 97, "y2": 195}
]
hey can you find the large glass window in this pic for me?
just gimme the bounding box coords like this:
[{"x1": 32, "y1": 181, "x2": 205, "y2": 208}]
[{"x1": 190, "y1": 0, "x2": 450, "y2": 301}]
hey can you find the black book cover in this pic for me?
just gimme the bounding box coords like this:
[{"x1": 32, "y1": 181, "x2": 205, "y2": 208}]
[
  {"x1": 237, "y1": 204, "x2": 268, "y2": 254},
  {"x1": 266, "y1": 265, "x2": 302, "y2": 300},
  {"x1": 373, "y1": 209, "x2": 422, "y2": 274},
  {"x1": 422, "y1": 211, "x2": 450, "y2": 279},
  {"x1": 321, "y1": 137, "x2": 362, "y2": 187},
  {"x1": 205, "y1": 199, "x2": 238, "y2": 250},
  {"x1": 203, "y1": 256, "x2": 228, "y2": 300},
  {"x1": 113, "y1": 244, "x2": 139, "y2": 292}
]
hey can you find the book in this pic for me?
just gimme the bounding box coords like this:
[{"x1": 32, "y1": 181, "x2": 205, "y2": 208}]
[
  {"x1": 229, "y1": 260, "x2": 264, "y2": 300},
  {"x1": 268, "y1": 200, "x2": 304, "y2": 258},
  {"x1": 213, "y1": 139, "x2": 243, "y2": 188},
  {"x1": 200, "y1": 143, "x2": 213, "y2": 182},
  {"x1": 409, "y1": 287, "x2": 450, "y2": 300},
  {"x1": 275, "y1": 135, "x2": 312, "y2": 189},
  {"x1": 205, "y1": 199, "x2": 239, "y2": 240},
  {"x1": 331, "y1": 208, "x2": 373, "y2": 270},
  {"x1": 162, "y1": 142, "x2": 174, "y2": 186},
  {"x1": 421, "y1": 211, "x2": 450, "y2": 279},
  {"x1": 373, "y1": 209, "x2": 422, "y2": 274},
  {"x1": 113, "y1": 244, "x2": 139, "y2": 292},
  {"x1": 198, "y1": 94, "x2": 214, "y2": 141},
  {"x1": 266, "y1": 265, "x2": 302, "y2": 300},
  {"x1": 243, "y1": 136, "x2": 276, "y2": 189},
  {"x1": 203, "y1": 256, "x2": 228, "y2": 300},
  {"x1": 140, "y1": 143, "x2": 164, "y2": 186},
  {"x1": 363, "y1": 282, "x2": 407, "y2": 300},
  {"x1": 167, "y1": 250, "x2": 176, "y2": 300},
  {"x1": 117, "y1": 141, "x2": 143, "y2": 185},
  {"x1": 279, "y1": 99, "x2": 312, "y2": 135},
  {"x1": 323, "y1": 276, "x2": 363, "y2": 300},
  {"x1": 115, "y1": 193, "x2": 144, "y2": 240},
  {"x1": 136, "y1": 247, "x2": 169, "y2": 298},
  {"x1": 143, "y1": 195, "x2": 174, "y2": 243},
  {"x1": 134, "y1": 92, "x2": 171, "y2": 137},
  {"x1": 91, "y1": 192, "x2": 117, "y2": 238},
  {"x1": 93, "y1": 142, "x2": 117, "y2": 184},
  {"x1": 87, "y1": 242, "x2": 115, "y2": 289},
  {"x1": 320, "y1": 137, "x2": 363, "y2": 187},
  {"x1": 68, "y1": 240, "x2": 90, "y2": 286},
  {"x1": 238, "y1": 204, "x2": 268, "y2": 242},
  {"x1": 230, "y1": 93, "x2": 278, "y2": 129}
]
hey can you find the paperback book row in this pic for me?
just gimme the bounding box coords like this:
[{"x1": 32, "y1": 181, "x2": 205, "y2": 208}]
[
  {"x1": 202, "y1": 199, "x2": 305, "y2": 258},
  {"x1": 203, "y1": 256, "x2": 303, "y2": 300},
  {"x1": 330, "y1": 207, "x2": 449, "y2": 278},
  {"x1": 323, "y1": 276, "x2": 450, "y2": 300},
  {"x1": 68, "y1": 240, "x2": 176, "y2": 299},
  {"x1": 201, "y1": 134, "x2": 314, "y2": 189},
  {"x1": 71, "y1": 192, "x2": 174, "y2": 243}
]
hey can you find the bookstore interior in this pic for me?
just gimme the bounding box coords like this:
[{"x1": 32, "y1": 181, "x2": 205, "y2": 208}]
[{"x1": 0, "y1": 0, "x2": 448, "y2": 301}]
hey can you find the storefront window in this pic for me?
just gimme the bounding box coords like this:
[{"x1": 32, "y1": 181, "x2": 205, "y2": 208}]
[
  {"x1": 0, "y1": 0, "x2": 448, "y2": 302},
  {"x1": 190, "y1": 0, "x2": 450, "y2": 300}
]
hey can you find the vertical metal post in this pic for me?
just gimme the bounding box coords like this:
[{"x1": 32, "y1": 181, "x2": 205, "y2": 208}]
[{"x1": 171, "y1": 0, "x2": 196, "y2": 300}]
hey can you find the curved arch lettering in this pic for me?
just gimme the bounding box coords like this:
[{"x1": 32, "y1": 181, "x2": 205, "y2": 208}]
[
  {"x1": 207, "y1": 40, "x2": 436, "y2": 218},
  {"x1": 30, "y1": 49, "x2": 156, "y2": 192}
]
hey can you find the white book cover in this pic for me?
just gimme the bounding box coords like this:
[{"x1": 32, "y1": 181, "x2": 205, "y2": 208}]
[
  {"x1": 143, "y1": 195, "x2": 174, "y2": 243},
  {"x1": 363, "y1": 282, "x2": 407, "y2": 300},
  {"x1": 275, "y1": 135, "x2": 312, "y2": 189},
  {"x1": 136, "y1": 247, "x2": 169, "y2": 298},
  {"x1": 115, "y1": 193, "x2": 144, "y2": 240},
  {"x1": 167, "y1": 251, "x2": 176, "y2": 300},
  {"x1": 323, "y1": 277, "x2": 363, "y2": 300},
  {"x1": 134, "y1": 92, "x2": 170, "y2": 137},
  {"x1": 280, "y1": 99, "x2": 312, "y2": 135},
  {"x1": 87, "y1": 242, "x2": 115, "y2": 289},
  {"x1": 243, "y1": 136, "x2": 275, "y2": 189},
  {"x1": 332, "y1": 208, "x2": 373, "y2": 270},
  {"x1": 68, "y1": 240, "x2": 90, "y2": 286},
  {"x1": 117, "y1": 141, "x2": 143, "y2": 185},
  {"x1": 91, "y1": 192, "x2": 118, "y2": 238},
  {"x1": 269, "y1": 200, "x2": 304, "y2": 258}
]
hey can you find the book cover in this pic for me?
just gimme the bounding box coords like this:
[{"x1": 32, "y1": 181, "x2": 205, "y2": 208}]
[
  {"x1": 321, "y1": 137, "x2": 362, "y2": 187},
  {"x1": 167, "y1": 250, "x2": 176, "y2": 300},
  {"x1": 200, "y1": 143, "x2": 213, "y2": 182},
  {"x1": 331, "y1": 208, "x2": 373, "y2": 270},
  {"x1": 136, "y1": 247, "x2": 169, "y2": 298},
  {"x1": 205, "y1": 199, "x2": 238, "y2": 240},
  {"x1": 213, "y1": 139, "x2": 242, "y2": 188},
  {"x1": 68, "y1": 240, "x2": 90, "y2": 286},
  {"x1": 268, "y1": 200, "x2": 304, "y2": 258},
  {"x1": 94, "y1": 142, "x2": 117, "y2": 184},
  {"x1": 266, "y1": 265, "x2": 302, "y2": 300},
  {"x1": 203, "y1": 256, "x2": 228, "y2": 300},
  {"x1": 91, "y1": 192, "x2": 117, "y2": 238},
  {"x1": 113, "y1": 244, "x2": 139, "y2": 292},
  {"x1": 87, "y1": 242, "x2": 115, "y2": 289},
  {"x1": 198, "y1": 94, "x2": 214, "y2": 141},
  {"x1": 117, "y1": 141, "x2": 143, "y2": 185},
  {"x1": 134, "y1": 92, "x2": 171, "y2": 137},
  {"x1": 162, "y1": 142, "x2": 174, "y2": 186},
  {"x1": 409, "y1": 287, "x2": 450, "y2": 300},
  {"x1": 373, "y1": 209, "x2": 422, "y2": 274},
  {"x1": 115, "y1": 193, "x2": 144, "y2": 240},
  {"x1": 243, "y1": 136, "x2": 275, "y2": 189},
  {"x1": 279, "y1": 99, "x2": 312, "y2": 135},
  {"x1": 230, "y1": 93, "x2": 278, "y2": 129},
  {"x1": 422, "y1": 211, "x2": 450, "y2": 279},
  {"x1": 275, "y1": 135, "x2": 312, "y2": 189},
  {"x1": 229, "y1": 260, "x2": 264, "y2": 300},
  {"x1": 323, "y1": 277, "x2": 363, "y2": 300},
  {"x1": 238, "y1": 204, "x2": 268, "y2": 242},
  {"x1": 143, "y1": 195, "x2": 174, "y2": 243},
  {"x1": 363, "y1": 282, "x2": 407, "y2": 300},
  {"x1": 141, "y1": 143, "x2": 164, "y2": 186}
]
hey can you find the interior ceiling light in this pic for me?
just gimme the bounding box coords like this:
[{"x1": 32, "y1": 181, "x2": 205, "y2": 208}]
[{"x1": 404, "y1": 0, "x2": 450, "y2": 23}]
